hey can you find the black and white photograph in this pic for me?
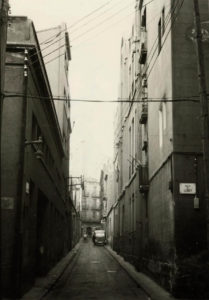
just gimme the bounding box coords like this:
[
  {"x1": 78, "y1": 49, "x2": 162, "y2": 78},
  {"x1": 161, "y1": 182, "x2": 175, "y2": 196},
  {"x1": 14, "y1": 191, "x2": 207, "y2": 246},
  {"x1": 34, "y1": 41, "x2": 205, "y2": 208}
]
[{"x1": 1, "y1": 0, "x2": 209, "y2": 299}]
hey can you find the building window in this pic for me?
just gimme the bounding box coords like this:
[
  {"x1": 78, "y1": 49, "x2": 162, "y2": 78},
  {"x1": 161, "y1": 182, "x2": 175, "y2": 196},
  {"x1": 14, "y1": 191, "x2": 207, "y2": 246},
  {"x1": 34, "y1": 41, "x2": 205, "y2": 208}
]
[
  {"x1": 129, "y1": 65, "x2": 132, "y2": 97},
  {"x1": 158, "y1": 18, "x2": 162, "y2": 54},
  {"x1": 131, "y1": 117, "x2": 135, "y2": 173},
  {"x1": 32, "y1": 114, "x2": 41, "y2": 140},
  {"x1": 162, "y1": 102, "x2": 167, "y2": 130},
  {"x1": 141, "y1": 7, "x2": 146, "y2": 29},
  {"x1": 122, "y1": 204, "x2": 125, "y2": 234},
  {"x1": 129, "y1": 198, "x2": 132, "y2": 232},
  {"x1": 159, "y1": 106, "x2": 163, "y2": 148},
  {"x1": 129, "y1": 126, "x2": 132, "y2": 178},
  {"x1": 162, "y1": 7, "x2": 165, "y2": 35},
  {"x1": 96, "y1": 199, "x2": 100, "y2": 209},
  {"x1": 145, "y1": 195, "x2": 148, "y2": 218},
  {"x1": 132, "y1": 194, "x2": 135, "y2": 231}
]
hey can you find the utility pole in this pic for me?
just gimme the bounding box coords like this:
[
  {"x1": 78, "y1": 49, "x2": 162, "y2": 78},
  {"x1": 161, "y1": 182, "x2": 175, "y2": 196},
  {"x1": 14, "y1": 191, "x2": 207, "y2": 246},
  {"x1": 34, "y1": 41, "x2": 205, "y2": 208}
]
[
  {"x1": 0, "y1": 0, "x2": 9, "y2": 298},
  {"x1": 193, "y1": 0, "x2": 209, "y2": 248}
]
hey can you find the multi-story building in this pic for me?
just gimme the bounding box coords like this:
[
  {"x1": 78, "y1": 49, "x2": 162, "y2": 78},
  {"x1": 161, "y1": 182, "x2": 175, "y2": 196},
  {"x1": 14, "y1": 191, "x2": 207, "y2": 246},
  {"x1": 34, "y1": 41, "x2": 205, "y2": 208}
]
[
  {"x1": 100, "y1": 160, "x2": 114, "y2": 246},
  {"x1": 1, "y1": 16, "x2": 73, "y2": 298},
  {"x1": 81, "y1": 178, "x2": 102, "y2": 236},
  {"x1": 37, "y1": 23, "x2": 78, "y2": 254},
  {"x1": 100, "y1": 171, "x2": 107, "y2": 220},
  {"x1": 69, "y1": 176, "x2": 82, "y2": 247},
  {"x1": 110, "y1": 0, "x2": 209, "y2": 297},
  {"x1": 111, "y1": 2, "x2": 144, "y2": 266},
  {"x1": 37, "y1": 24, "x2": 72, "y2": 191}
]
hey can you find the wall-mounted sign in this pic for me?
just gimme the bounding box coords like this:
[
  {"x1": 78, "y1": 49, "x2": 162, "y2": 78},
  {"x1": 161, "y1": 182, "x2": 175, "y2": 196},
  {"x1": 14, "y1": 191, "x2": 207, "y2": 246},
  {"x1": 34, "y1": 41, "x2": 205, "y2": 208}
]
[
  {"x1": 179, "y1": 183, "x2": 196, "y2": 194},
  {"x1": 26, "y1": 181, "x2": 30, "y2": 194}
]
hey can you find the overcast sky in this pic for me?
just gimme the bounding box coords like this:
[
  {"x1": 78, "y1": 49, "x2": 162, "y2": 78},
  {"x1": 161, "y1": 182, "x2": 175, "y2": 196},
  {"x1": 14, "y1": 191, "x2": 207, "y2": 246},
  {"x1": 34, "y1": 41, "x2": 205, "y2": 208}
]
[{"x1": 9, "y1": 0, "x2": 134, "y2": 179}]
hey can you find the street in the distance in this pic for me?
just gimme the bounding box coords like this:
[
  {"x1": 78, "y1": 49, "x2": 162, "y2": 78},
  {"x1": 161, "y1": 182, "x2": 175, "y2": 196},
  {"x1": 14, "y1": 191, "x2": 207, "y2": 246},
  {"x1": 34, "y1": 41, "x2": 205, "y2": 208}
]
[{"x1": 44, "y1": 239, "x2": 149, "y2": 300}]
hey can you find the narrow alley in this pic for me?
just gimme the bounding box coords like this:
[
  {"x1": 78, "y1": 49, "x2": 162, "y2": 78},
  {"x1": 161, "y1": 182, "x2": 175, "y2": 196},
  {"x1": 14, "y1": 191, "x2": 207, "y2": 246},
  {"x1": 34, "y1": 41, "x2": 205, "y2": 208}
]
[
  {"x1": 43, "y1": 239, "x2": 149, "y2": 300},
  {"x1": 2, "y1": 1, "x2": 209, "y2": 299}
]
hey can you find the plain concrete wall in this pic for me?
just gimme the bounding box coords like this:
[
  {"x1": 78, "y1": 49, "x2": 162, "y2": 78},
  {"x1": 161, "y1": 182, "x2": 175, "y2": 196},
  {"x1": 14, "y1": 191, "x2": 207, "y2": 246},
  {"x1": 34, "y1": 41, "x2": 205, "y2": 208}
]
[{"x1": 147, "y1": 0, "x2": 173, "y2": 178}]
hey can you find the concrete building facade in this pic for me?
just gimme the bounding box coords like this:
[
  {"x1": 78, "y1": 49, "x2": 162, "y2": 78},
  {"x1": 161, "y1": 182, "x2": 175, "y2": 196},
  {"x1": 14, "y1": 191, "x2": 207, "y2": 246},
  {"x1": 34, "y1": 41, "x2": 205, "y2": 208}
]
[
  {"x1": 69, "y1": 176, "x2": 82, "y2": 247},
  {"x1": 109, "y1": 0, "x2": 209, "y2": 297},
  {"x1": 37, "y1": 24, "x2": 72, "y2": 194},
  {"x1": 1, "y1": 17, "x2": 73, "y2": 297},
  {"x1": 100, "y1": 160, "x2": 114, "y2": 246}
]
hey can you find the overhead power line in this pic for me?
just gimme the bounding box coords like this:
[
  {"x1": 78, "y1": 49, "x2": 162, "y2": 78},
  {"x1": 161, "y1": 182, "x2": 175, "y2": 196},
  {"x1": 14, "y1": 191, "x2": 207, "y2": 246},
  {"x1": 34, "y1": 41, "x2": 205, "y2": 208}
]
[
  {"x1": 3, "y1": 92, "x2": 200, "y2": 103},
  {"x1": 66, "y1": 1, "x2": 111, "y2": 29},
  {"x1": 6, "y1": 0, "x2": 186, "y2": 109},
  {"x1": 27, "y1": 0, "x2": 135, "y2": 66},
  {"x1": 38, "y1": 1, "x2": 112, "y2": 46},
  {"x1": 28, "y1": 0, "x2": 155, "y2": 66},
  {"x1": 45, "y1": 52, "x2": 65, "y2": 65},
  {"x1": 74, "y1": 0, "x2": 168, "y2": 50},
  {"x1": 73, "y1": 11, "x2": 135, "y2": 49},
  {"x1": 71, "y1": 2, "x2": 135, "y2": 42},
  {"x1": 69, "y1": 0, "x2": 134, "y2": 36},
  {"x1": 36, "y1": 0, "x2": 132, "y2": 54}
]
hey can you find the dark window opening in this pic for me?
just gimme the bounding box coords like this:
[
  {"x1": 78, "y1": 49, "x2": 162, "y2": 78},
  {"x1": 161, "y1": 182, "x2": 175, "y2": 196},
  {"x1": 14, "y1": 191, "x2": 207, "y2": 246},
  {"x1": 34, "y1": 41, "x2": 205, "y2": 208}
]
[{"x1": 158, "y1": 18, "x2": 162, "y2": 54}]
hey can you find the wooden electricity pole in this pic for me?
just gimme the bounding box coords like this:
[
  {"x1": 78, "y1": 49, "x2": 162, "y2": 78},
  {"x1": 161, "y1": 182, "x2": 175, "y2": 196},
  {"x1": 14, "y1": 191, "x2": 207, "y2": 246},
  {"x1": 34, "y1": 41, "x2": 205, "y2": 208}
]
[{"x1": 193, "y1": 0, "x2": 209, "y2": 248}]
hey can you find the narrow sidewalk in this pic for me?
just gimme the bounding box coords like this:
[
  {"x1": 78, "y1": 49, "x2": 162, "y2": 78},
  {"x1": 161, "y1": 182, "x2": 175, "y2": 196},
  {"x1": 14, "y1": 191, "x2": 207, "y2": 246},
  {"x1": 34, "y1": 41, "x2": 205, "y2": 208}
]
[
  {"x1": 105, "y1": 245, "x2": 178, "y2": 300},
  {"x1": 21, "y1": 242, "x2": 80, "y2": 300}
]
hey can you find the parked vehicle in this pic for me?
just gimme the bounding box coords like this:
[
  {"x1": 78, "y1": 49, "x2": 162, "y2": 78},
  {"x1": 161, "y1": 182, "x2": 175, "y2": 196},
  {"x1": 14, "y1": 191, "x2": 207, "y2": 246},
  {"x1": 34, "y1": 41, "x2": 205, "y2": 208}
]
[
  {"x1": 83, "y1": 233, "x2": 88, "y2": 241},
  {"x1": 92, "y1": 229, "x2": 106, "y2": 246}
]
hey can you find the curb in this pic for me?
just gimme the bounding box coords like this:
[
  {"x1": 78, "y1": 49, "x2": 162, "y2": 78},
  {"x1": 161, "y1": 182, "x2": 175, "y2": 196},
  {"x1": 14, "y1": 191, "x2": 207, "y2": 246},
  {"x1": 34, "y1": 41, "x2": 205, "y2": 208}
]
[
  {"x1": 105, "y1": 245, "x2": 177, "y2": 300},
  {"x1": 21, "y1": 242, "x2": 81, "y2": 300}
]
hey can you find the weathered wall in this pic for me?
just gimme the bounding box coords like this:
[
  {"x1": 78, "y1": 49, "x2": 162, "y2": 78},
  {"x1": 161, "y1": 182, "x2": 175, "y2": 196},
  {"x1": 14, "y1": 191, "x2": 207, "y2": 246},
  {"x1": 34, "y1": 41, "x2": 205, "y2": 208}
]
[{"x1": 2, "y1": 17, "x2": 71, "y2": 297}]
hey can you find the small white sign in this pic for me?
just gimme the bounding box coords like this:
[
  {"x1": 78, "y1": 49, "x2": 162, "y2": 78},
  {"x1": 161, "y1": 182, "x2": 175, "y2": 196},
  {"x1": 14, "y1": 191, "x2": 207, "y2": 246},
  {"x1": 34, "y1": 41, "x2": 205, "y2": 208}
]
[
  {"x1": 179, "y1": 183, "x2": 196, "y2": 194},
  {"x1": 26, "y1": 181, "x2": 30, "y2": 194}
]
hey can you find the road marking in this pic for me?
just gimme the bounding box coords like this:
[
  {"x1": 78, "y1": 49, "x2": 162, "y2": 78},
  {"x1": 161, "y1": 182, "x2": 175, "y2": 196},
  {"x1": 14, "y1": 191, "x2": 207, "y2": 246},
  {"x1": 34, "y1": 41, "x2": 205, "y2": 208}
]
[{"x1": 91, "y1": 261, "x2": 100, "y2": 264}]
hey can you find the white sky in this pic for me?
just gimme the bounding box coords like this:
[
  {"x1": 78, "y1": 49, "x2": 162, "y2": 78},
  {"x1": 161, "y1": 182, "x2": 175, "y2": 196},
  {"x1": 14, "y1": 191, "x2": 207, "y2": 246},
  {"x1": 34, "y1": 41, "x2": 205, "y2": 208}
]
[{"x1": 9, "y1": 0, "x2": 134, "y2": 179}]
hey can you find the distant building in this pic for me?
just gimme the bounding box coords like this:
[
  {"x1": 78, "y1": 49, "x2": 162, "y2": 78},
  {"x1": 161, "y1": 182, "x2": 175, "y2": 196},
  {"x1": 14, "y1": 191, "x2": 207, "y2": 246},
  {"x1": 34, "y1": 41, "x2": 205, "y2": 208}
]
[
  {"x1": 81, "y1": 178, "x2": 102, "y2": 236},
  {"x1": 69, "y1": 176, "x2": 83, "y2": 247},
  {"x1": 100, "y1": 159, "x2": 114, "y2": 246},
  {"x1": 1, "y1": 17, "x2": 72, "y2": 298}
]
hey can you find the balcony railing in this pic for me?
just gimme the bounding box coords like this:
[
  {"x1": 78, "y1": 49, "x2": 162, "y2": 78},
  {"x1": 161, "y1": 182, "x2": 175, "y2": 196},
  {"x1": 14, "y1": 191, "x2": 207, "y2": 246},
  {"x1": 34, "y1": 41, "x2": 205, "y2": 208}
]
[
  {"x1": 139, "y1": 43, "x2": 147, "y2": 65},
  {"x1": 138, "y1": 164, "x2": 149, "y2": 193},
  {"x1": 139, "y1": 103, "x2": 148, "y2": 124}
]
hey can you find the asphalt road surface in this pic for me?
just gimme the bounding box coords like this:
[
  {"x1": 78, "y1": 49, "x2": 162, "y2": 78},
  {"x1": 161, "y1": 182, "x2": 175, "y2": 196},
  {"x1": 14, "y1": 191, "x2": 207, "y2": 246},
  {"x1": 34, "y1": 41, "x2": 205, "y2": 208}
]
[{"x1": 44, "y1": 238, "x2": 150, "y2": 300}]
